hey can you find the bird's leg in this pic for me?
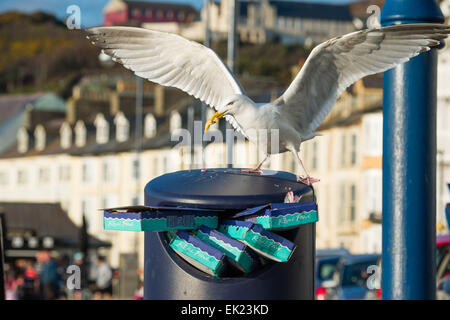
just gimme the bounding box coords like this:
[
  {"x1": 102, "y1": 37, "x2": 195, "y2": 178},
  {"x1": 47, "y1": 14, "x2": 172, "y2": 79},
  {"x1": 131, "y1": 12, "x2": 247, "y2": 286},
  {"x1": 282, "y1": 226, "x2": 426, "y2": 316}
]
[
  {"x1": 241, "y1": 154, "x2": 269, "y2": 174},
  {"x1": 292, "y1": 150, "x2": 320, "y2": 185}
]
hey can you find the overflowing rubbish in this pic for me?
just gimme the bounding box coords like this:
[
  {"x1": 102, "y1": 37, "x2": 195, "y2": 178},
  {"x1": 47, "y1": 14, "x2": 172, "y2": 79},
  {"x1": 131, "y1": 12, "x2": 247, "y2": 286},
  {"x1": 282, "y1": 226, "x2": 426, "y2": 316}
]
[
  {"x1": 196, "y1": 225, "x2": 260, "y2": 274},
  {"x1": 103, "y1": 196, "x2": 318, "y2": 278},
  {"x1": 230, "y1": 202, "x2": 318, "y2": 231},
  {"x1": 103, "y1": 205, "x2": 218, "y2": 231}
]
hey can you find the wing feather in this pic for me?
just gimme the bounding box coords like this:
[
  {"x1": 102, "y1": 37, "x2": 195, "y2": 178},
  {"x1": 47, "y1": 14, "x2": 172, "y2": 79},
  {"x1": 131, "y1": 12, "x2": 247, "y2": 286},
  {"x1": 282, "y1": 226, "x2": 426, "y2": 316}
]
[
  {"x1": 87, "y1": 26, "x2": 246, "y2": 130},
  {"x1": 275, "y1": 23, "x2": 450, "y2": 134}
]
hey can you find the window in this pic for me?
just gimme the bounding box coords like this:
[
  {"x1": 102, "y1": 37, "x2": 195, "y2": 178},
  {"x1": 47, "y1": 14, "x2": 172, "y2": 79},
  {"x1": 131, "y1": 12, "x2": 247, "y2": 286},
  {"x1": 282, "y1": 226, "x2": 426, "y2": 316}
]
[
  {"x1": 132, "y1": 195, "x2": 140, "y2": 206},
  {"x1": 82, "y1": 164, "x2": 89, "y2": 183},
  {"x1": 167, "y1": 10, "x2": 174, "y2": 19},
  {"x1": 341, "y1": 134, "x2": 346, "y2": 167},
  {"x1": 132, "y1": 8, "x2": 141, "y2": 18},
  {"x1": 60, "y1": 122, "x2": 72, "y2": 149},
  {"x1": 350, "y1": 184, "x2": 356, "y2": 221},
  {"x1": 145, "y1": 114, "x2": 157, "y2": 138},
  {"x1": 102, "y1": 162, "x2": 109, "y2": 183},
  {"x1": 102, "y1": 194, "x2": 118, "y2": 210},
  {"x1": 177, "y1": 11, "x2": 185, "y2": 21},
  {"x1": 153, "y1": 157, "x2": 159, "y2": 176},
  {"x1": 102, "y1": 159, "x2": 117, "y2": 183},
  {"x1": 38, "y1": 167, "x2": 50, "y2": 184},
  {"x1": 312, "y1": 141, "x2": 318, "y2": 170},
  {"x1": 145, "y1": 8, "x2": 152, "y2": 18},
  {"x1": 156, "y1": 9, "x2": 164, "y2": 19},
  {"x1": 82, "y1": 160, "x2": 96, "y2": 184},
  {"x1": 170, "y1": 112, "x2": 182, "y2": 133},
  {"x1": 133, "y1": 159, "x2": 140, "y2": 180},
  {"x1": 363, "y1": 169, "x2": 382, "y2": 219},
  {"x1": 59, "y1": 165, "x2": 70, "y2": 182},
  {"x1": 0, "y1": 171, "x2": 8, "y2": 186},
  {"x1": 34, "y1": 125, "x2": 46, "y2": 151},
  {"x1": 75, "y1": 121, "x2": 87, "y2": 147},
  {"x1": 290, "y1": 155, "x2": 296, "y2": 173},
  {"x1": 114, "y1": 112, "x2": 129, "y2": 142},
  {"x1": 339, "y1": 183, "x2": 346, "y2": 222},
  {"x1": 351, "y1": 134, "x2": 357, "y2": 165},
  {"x1": 286, "y1": 17, "x2": 294, "y2": 28},
  {"x1": 17, "y1": 169, "x2": 28, "y2": 185},
  {"x1": 187, "y1": 13, "x2": 195, "y2": 22},
  {"x1": 17, "y1": 128, "x2": 29, "y2": 153},
  {"x1": 94, "y1": 113, "x2": 109, "y2": 144},
  {"x1": 363, "y1": 114, "x2": 383, "y2": 156},
  {"x1": 162, "y1": 156, "x2": 168, "y2": 173}
]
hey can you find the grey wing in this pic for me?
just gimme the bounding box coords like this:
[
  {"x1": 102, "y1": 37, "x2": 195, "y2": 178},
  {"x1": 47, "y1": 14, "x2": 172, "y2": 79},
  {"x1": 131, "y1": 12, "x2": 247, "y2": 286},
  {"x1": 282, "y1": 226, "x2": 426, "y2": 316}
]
[
  {"x1": 86, "y1": 26, "x2": 244, "y2": 114},
  {"x1": 274, "y1": 23, "x2": 450, "y2": 135}
]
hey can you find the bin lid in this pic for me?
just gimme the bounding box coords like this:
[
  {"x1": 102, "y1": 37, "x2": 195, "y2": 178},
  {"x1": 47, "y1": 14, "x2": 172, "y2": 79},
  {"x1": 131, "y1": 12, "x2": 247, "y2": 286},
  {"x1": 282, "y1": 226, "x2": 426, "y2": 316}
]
[{"x1": 144, "y1": 168, "x2": 314, "y2": 212}]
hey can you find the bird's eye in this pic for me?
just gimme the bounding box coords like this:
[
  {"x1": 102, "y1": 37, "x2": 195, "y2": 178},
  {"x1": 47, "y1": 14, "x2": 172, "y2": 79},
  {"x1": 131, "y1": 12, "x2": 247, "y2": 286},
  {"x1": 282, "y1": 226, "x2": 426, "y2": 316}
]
[{"x1": 227, "y1": 102, "x2": 233, "y2": 106}]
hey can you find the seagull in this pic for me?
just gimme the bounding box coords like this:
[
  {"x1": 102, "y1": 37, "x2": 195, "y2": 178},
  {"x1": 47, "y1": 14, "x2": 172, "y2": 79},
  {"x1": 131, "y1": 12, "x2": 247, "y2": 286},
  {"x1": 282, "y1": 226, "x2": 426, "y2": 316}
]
[{"x1": 87, "y1": 23, "x2": 450, "y2": 185}]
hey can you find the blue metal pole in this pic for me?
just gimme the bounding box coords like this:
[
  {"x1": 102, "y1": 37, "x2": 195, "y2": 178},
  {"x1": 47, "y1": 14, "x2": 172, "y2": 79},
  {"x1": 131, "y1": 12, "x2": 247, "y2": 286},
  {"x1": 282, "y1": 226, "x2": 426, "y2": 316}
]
[{"x1": 380, "y1": 0, "x2": 444, "y2": 300}]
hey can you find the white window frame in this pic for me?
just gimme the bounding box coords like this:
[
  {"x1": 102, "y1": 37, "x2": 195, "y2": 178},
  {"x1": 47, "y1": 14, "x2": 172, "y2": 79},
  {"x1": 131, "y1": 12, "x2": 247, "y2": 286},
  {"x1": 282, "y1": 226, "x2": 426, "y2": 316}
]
[
  {"x1": 75, "y1": 120, "x2": 87, "y2": 147},
  {"x1": 34, "y1": 125, "x2": 46, "y2": 151},
  {"x1": 94, "y1": 113, "x2": 109, "y2": 144},
  {"x1": 114, "y1": 112, "x2": 129, "y2": 142},
  {"x1": 60, "y1": 122, "x2": 72, "y2": 149},
  {"x1": 145, "y1": 113, "x2": 157, "y2": 138}
]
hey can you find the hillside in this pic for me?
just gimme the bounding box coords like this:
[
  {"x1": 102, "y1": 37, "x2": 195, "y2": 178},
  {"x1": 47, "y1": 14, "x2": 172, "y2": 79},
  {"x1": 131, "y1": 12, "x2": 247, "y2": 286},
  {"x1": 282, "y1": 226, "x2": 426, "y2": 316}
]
[
  {"x1": 0, "y1": 11, "x2": 105, "y2": 97},
  {"x1": 0, "y1": 11, "x2": 311, "y2": 97}
]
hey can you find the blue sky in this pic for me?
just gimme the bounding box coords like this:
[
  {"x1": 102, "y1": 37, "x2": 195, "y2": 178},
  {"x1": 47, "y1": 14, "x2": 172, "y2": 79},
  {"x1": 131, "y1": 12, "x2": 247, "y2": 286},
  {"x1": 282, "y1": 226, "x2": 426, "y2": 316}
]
[{"x1": 0, "y1": 0, "x2": 358, "y2": 28}]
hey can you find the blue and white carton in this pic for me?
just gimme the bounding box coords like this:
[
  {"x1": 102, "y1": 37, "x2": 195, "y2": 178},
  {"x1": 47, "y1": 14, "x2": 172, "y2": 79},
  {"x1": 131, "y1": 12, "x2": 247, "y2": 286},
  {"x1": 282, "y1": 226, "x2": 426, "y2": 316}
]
[
  {"x1": 103, "y1": 205, "x2": 218, "y2": 232},
  {"x1": 196, "y1": 225, "x2": 259, "y2": 274},
  {"x1": 231, "y1": 202, "x2": 318, "y2": 230},
  {"x1": 218, "y1": 220, "x2": 297, "y2": 262},
  {"x1": 169, "y1": 230, "x2": 228, "y2": 277}
]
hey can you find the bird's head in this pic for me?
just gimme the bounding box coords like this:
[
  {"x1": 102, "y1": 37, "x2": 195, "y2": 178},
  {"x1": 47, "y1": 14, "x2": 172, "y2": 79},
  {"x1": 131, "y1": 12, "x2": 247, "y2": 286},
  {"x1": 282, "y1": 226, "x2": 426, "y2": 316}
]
[{"x1": 204, "y1": 94, "x2": 249, "y2": 132}]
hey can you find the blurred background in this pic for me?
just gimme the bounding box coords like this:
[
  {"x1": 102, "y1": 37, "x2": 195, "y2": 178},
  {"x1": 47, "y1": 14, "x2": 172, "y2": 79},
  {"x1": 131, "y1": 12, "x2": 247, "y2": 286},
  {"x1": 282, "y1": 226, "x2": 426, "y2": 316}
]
[{"x1": 0, "y1": 0, "x2": 449, "y2": 300}]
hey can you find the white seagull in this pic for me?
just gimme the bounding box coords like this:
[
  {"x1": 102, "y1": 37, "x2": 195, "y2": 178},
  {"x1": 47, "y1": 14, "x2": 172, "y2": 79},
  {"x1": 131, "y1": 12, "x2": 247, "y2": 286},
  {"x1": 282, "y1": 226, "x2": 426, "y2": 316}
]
[{"x1": 87, "y1": 23, "x2": 449, "y2": 185}]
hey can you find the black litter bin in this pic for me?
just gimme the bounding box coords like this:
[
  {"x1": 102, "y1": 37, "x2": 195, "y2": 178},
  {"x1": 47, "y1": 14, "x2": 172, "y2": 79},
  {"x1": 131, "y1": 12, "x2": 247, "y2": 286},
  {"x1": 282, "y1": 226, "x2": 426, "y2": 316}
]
[{"x1": 143, "y1": 168, "x2": 316, "y2": 300}]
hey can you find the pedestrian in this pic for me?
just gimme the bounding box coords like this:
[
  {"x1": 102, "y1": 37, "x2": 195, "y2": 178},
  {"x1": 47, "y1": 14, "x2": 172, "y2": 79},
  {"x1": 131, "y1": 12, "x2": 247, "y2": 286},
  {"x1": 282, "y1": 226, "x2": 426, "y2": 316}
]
[
  {"x1": 93, "y1": 256, "x2": 113, "y2": 300},
  {"x1": 5, "y1": 269, "x2": 19, "y2": 300},
  {"x1": 133, "y1": 281, "x2": 144, "y2": 300},
  {"x1": 17, "y1": 264, "x2": 38, "y2": 300},
  {"x1": 38, "y1": 251, "x2": 61, "y2": 300},
  {"x1": 72, "y1": 252, "x2": 90, "y2": 300}
]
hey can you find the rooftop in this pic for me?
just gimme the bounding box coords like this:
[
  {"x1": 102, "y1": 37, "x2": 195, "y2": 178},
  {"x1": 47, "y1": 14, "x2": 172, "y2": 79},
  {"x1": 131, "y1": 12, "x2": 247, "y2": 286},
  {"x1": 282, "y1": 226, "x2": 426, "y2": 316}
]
[{"x1": 0, "y1": 202, "x2": 111, "y2": 250}]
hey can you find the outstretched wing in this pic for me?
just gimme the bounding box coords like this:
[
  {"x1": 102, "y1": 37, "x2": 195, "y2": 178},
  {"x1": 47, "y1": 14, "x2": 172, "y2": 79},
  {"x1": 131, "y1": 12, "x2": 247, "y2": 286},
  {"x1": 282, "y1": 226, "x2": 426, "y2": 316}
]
[
  {"x1": 86, "y1": 26, "x2": 244, "y2": 113},
  {"x1": 274, "y1": 23, "x2": 450, "y2": 135}
]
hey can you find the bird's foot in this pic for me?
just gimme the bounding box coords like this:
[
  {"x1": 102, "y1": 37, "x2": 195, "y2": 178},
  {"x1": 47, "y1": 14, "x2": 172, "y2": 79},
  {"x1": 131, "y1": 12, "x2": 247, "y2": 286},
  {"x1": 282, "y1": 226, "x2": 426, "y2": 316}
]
[
  {"x1": 241, "y1": 168, "x2": 263, "y2": 174},
  {"x1": 297, "y1": 175, "x2": 320, "y2": 185}
]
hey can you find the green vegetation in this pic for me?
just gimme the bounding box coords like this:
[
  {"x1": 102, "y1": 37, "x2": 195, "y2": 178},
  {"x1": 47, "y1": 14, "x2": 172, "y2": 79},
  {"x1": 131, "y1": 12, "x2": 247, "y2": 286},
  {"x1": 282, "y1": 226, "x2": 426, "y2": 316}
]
[
  {"x1": 0, "y1": 11, "x2": 311, "y2": 97},
  {"x1": 0, "y1": 11, "x2": 103, "y2": 97},
  {"x1": 212, "y1": 40, "x2": 311, "y2": 87}
]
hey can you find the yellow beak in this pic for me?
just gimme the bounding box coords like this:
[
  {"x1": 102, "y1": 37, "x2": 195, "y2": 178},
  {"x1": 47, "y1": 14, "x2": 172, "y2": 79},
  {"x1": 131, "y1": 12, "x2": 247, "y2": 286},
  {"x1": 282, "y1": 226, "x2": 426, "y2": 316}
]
[{"x1": 204, "y1": 110, "x2": 228, "y2": 132}]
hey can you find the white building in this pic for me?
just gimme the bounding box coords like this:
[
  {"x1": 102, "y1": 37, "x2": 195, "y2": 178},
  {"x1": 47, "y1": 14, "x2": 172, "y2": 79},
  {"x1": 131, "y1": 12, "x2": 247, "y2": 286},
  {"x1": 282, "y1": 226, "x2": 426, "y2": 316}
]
[{"x1": 139, "y1": 0, "x2": 384, "y2": 45}]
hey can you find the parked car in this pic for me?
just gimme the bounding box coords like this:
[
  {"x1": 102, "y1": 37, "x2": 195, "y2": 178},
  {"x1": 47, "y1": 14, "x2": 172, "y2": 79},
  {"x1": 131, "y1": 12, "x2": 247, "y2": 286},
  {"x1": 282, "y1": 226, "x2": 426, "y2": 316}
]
[
  {"x1": 321, "y1": 254, "x2": 381, "y2": 300},
  {"x1": 315, "y1": 248, "x2": 350, "y2": 300},
  {"x1": 365, "y1": 235, "x2": 450, "y2": 300}
]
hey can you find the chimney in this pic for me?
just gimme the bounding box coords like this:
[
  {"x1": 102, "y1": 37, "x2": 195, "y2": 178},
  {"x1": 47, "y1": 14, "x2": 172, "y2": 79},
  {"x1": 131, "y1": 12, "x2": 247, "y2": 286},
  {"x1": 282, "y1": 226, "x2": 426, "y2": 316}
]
[
  {"x1": 110, "y1": 91, "x2": 120, "y2": 116},
  {"x1": 154, "y1": 85, "x2": 165, "y2": 116},
  {"x1": 66, "y1": 97, "x2": 76, "y2": 125}
]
